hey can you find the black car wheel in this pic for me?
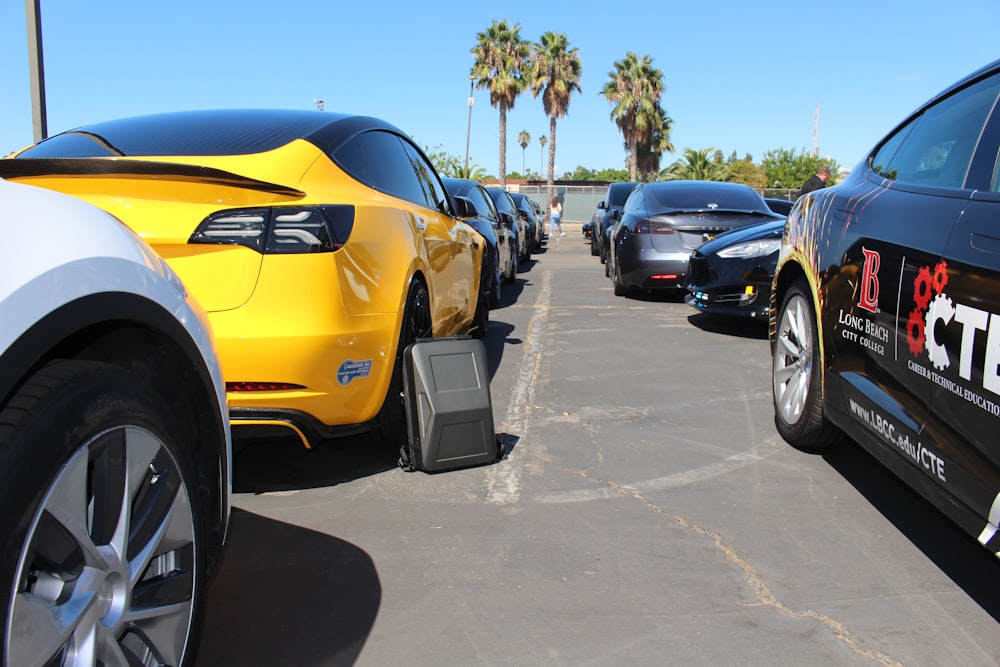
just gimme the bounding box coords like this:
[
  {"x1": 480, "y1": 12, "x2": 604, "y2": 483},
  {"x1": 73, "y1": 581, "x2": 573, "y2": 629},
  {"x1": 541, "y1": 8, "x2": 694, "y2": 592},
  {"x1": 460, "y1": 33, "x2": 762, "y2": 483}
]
[
  {"x1": 1, "y1": 360, "x2": 204, "y2": 667},
  {"x1": 772, "y1": 280, "x2": 841, "y2": 450},
  {"x1": 613, "y1": 258, "x2": 628, "y2": 297},
  {"x1": 590, "y1": 234, "x2": 599, "y2": 256},
  {"x1": 489, "y1": 249, "x2": 502, "y2": 307},
  {"x1": 374, "y1": 279, "x2": 432, "y2": 448},
  {"x1": 506, "y1": 250, "x2": 519, "y2": 282}
]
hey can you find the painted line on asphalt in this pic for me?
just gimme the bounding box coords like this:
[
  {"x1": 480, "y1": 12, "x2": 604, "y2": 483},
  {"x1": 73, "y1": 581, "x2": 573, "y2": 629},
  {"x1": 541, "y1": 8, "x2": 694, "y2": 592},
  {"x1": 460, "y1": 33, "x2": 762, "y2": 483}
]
[
  {"x1": 532, "y1": 443, "x2": 779, "y2": 504},
  {"x1": 486, "y1": 270, "x2": 551, "y2": 505}
]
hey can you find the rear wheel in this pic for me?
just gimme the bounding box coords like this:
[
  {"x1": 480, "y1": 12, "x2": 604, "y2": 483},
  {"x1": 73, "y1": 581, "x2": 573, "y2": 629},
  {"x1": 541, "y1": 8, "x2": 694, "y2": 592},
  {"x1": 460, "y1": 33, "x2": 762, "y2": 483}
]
[
  {"x1": 1, "y1": 360, "x2": 204, "y2": 667},
  {"x1": 373, "y1": 280, "x2": 432, "y2": 448},
  {"x1": 613, "y1": 258, "x2": 628, "y2": 296},
  {"x1": 590, "y1": 234, "x2": 599, "y2": 256},
  {"x1": 772, "y1": 280, "x2": 841, "y2": 450}
]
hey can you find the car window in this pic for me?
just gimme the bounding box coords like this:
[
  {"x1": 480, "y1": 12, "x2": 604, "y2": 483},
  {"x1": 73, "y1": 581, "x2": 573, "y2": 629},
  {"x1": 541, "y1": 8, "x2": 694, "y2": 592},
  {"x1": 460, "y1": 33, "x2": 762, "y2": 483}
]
[
  {"x1": 871, "y1": 72, "x2": 1000, "y2": 189},
  {"x1": 468, "y1": 186, "x2": 500, "y2": 222},
  {"x1": 400, "y1": 139, "x2": 450, "y2": 213},
  {"x1": 334, "y1": 130, "x2": 430, "y2": 207}
]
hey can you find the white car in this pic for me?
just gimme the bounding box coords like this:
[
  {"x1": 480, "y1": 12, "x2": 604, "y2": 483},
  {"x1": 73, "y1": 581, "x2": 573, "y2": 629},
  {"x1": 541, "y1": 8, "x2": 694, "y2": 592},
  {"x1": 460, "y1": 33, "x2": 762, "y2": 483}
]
[{"x1": 0, "y1": 179, "x2": 231, "y2": 665}]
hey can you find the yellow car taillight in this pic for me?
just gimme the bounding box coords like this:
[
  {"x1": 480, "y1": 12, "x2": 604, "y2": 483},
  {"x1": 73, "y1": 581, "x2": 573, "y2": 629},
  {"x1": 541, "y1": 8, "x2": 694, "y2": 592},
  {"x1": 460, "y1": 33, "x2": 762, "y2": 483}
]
[{"x1": 190, "y1": 205, "x2": 355, "y2": 253}]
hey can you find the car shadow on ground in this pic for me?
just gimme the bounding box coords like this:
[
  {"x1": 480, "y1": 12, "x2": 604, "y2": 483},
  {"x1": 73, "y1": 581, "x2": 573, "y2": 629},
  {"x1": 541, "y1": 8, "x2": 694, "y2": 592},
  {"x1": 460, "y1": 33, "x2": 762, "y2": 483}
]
[
  {"x1": 196, "y1": 508, "x2": 380, "y2": 667},
  {"x1": 823, "y1": 444, "x2": 1000, "y2": 622},
  {"x1": 686, "y1": 312, "x2": 769, "y2": 340}
]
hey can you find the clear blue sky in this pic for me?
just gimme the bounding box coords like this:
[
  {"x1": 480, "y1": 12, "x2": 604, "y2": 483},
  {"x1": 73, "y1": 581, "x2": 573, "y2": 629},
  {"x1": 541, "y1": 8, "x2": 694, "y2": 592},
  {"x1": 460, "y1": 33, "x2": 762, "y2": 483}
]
[{"x1": 3, "y1": 1, "x2": 999, "y2": 177}]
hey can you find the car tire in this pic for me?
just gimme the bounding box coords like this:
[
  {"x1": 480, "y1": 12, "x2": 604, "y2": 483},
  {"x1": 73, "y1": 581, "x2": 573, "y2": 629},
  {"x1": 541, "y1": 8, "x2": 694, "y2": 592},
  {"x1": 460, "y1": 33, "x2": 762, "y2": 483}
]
[
  {"x1": 374, "y1": 279, "x2": 432, "y2": 449},
  {"x1": 591, "y1": 234, "x2": 599, "y2": 256},
  {"x1": 772, "y1": 280, "x2": 842, "y2": 450},
  {"x1": 1, "y1": 359, "x2": 205, "y2": 667},
  {"x1": 507, "y1": 250, "x2": 519, "y2": 281},
  {"x1": 471, "y1": 287, "x2": 489, "y2": 339},
  {"x1": 613, "y1": 259, "x2": 628, "y2": 297},
  {"x1": 489, "y1": 251, "x2": 502, "y2": 308}
]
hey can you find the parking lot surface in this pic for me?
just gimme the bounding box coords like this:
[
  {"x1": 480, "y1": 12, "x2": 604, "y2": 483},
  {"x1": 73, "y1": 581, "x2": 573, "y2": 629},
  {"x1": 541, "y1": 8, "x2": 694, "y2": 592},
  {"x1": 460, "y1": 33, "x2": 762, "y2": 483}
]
[{"x1": 196, "y1": 225, "x2": 1000, "y2": 666}]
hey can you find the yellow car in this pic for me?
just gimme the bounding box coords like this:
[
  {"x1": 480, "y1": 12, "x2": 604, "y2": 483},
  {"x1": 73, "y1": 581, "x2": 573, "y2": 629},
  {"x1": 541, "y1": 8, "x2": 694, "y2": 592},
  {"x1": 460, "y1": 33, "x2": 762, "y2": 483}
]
[{"x1": 3, "y1": 109, "x2": 486, "y2": 448}]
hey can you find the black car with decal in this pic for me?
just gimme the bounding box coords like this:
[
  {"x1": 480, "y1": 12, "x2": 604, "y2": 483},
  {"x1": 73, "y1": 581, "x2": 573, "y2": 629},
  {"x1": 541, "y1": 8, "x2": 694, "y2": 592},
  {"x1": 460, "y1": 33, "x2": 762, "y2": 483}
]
[{"x1": 770, "y1": 58, "x2": 1000, "y2": 556}]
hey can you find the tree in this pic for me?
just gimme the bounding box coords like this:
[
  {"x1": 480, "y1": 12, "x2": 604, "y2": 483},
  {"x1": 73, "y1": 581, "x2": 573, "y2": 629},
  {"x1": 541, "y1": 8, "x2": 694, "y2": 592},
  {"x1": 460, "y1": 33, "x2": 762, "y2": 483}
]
[
  {"x1": 725, "y1": 156, "x2": 767, "y2": 189},
  {"x1": 517, "y1": 130, "x2": 531, "y2": 176},
  {"x1": 528, "y1": 31, "x2": 583, "y2": 203},
  {"x1": 636, "y1": 106, "x2": 675, "y2": 181},
  {"x1": 661, "y1": 148, "x2": 726, "y2": 181},
  {"x1": 539, "y1": 135, "x2": 547, "y2": 177},
  {"x1": 471, "y1": 20, "x2": 531, "y2": 188},
  {"x1": 601, "y1": 52, "x2": 665, "y2": 181},
  {"x1": 761, "y1": 148, "x2": 839, "y2": 192}
]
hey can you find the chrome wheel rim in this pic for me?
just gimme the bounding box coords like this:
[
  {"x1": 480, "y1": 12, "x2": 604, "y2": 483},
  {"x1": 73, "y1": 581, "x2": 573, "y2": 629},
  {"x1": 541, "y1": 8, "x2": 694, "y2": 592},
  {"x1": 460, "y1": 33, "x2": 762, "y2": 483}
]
[
  {"x1": 773, "y1": 293, "x2": 813, "y2": 426},
  {"x1": 8, "y1": 426, "x2": 196, "y2": 667}
]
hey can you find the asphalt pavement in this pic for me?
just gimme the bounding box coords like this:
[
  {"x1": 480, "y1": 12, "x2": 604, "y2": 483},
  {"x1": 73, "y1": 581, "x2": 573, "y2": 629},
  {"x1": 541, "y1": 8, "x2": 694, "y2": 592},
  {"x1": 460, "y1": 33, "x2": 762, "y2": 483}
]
[{"x1": 196, "y1": 223, "x2": 1000, "y2": 667}]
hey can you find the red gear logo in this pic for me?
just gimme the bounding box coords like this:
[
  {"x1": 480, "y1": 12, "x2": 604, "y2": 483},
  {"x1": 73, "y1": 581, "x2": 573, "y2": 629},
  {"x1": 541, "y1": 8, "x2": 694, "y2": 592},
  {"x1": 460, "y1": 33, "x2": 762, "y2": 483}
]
[
  {"x1": 913, "y1": 266, "x2": 933, "y2": 311},
  {"x1": 906, "y1": 308, "x2": 926, "y2": 356},
  {"x1": 932, "y1": 260, "x2": 948, "y2": 295}
]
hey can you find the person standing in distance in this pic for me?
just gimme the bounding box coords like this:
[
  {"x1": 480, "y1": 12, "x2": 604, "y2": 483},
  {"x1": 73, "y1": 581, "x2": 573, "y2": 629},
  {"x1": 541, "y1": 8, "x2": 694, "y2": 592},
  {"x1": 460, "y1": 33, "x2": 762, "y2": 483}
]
[
  {"x1": 549, "y1": 197, "x2": 564, "y2": 237},
  {"x1": 799, "y1": 165, "x2": 831, "y2": 198}
]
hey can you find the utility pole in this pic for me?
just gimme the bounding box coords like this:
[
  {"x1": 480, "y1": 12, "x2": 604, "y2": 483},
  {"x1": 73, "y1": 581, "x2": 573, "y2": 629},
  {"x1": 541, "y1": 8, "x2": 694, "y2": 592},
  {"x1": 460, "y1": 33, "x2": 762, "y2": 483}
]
[
  {"x1": 25, "y1": 0, "x2": 47, "y2": 142},
  {"x1": 813, "y1": 104, "x2": 819, "y2": 157}
]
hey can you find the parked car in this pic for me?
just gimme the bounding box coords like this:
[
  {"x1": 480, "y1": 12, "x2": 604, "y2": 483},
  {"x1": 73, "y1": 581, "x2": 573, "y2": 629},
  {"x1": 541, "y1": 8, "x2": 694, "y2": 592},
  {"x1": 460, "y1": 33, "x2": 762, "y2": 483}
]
[
  {"x1": 0, "y1": 178, "x2": 231, "y2": 666},
  {"x1": 770, "y1": 59, "x2": 1000, "y2": 557},
  {"x1": 764, "y1": 197, "x2": 795, "y2": 216},
  {"x1": 485, "y1": 187, "x2": 529, "y2": 263},
  {"x1": 2, "y1": 109, "x2": 484, "y2": 449},
  {"x1": 510, "y1": 191, "x2": 543, "y2": 253},
  {"x1": 607, "y1": 180, "x2": 783, "y2": 297},
  {"x1": 444, "y1": 177, "x2": 515, "y2": 306},
  {"x1": 685, "y1": 216, "x2": 785, "y2": 320},
  {"x1": 582, "y1": 219, "x2": 593, "y2": 237},
  {"x1": 595, "y1": 181, "x2": 640, "y2": 264}
]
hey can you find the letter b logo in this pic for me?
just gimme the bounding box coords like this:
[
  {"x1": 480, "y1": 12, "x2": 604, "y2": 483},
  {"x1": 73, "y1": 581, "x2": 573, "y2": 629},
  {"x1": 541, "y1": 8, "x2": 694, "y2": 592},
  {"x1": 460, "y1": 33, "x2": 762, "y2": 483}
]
[{"x1": 859, "y1": 247, "x2": 880, "y2": 313}]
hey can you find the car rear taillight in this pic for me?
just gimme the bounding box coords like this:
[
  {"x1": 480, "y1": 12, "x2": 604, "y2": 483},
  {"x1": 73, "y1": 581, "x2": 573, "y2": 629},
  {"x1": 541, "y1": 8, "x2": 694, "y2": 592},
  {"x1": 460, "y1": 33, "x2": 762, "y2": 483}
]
[
  {"x1": 190, "y1": 205, "x2": 355, "y2": 254},
  {"x1": 634, "y1": 220, "x2": 674, "y2": 234},
  {"x1": 227, "y1": 381, "x2": 306, "y2": 392}
]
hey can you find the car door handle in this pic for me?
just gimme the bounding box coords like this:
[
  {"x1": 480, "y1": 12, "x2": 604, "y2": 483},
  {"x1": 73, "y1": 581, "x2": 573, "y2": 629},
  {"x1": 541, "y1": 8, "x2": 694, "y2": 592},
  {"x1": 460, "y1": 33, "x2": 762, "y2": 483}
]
[
  {"x1": 834, "y1": 209, "x2": 855, "y2": 223},
  {"x1": 415, "y1": 219, "x2": 426, "y2": 231}
]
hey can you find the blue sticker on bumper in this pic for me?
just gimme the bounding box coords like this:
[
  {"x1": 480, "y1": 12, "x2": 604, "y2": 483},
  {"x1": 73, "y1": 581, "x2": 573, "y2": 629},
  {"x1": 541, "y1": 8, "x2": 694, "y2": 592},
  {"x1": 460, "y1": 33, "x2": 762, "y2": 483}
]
[{"x1": 338, "y1": 359, "x2": 373, "y2": 386}]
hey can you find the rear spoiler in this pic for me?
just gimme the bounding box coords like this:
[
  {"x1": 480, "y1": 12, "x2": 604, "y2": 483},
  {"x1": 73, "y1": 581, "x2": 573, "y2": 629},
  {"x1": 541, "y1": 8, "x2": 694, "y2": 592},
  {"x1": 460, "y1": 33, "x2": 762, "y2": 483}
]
[{"x1": 0, "y1": 158, "x2": 306, "y2": 197}]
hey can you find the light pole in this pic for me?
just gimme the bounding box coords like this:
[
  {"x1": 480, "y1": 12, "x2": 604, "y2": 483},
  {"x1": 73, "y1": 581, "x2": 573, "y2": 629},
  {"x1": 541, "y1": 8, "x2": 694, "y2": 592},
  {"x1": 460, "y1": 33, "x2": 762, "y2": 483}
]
[{"x1": 464, "y1": 75, "x2": 475, "y2": 175}]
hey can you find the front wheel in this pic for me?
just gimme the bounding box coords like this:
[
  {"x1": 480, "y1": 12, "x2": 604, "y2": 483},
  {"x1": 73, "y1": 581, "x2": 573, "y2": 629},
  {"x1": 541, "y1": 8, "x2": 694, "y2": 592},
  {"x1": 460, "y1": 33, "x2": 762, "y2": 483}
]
[
  {"x1": 772, "y1": 280, "x2": 841, "y2": 450},
  {"x1": 1, "y1": 360, "x2": 205, "y2": 667}
]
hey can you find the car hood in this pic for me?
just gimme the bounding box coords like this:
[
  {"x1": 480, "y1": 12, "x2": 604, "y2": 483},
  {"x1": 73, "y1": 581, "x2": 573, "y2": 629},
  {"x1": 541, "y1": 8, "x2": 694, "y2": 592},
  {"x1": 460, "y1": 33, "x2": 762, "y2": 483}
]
[{"x1": 697, "y1": 218, "x2": 785, "y2": 255}]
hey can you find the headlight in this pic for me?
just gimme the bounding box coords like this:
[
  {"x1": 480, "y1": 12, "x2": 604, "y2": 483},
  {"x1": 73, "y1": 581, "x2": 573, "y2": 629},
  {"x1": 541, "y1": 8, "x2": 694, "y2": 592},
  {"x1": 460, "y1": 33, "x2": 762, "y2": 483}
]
[{"x1": 716, "y1": 238, "x2": 781, "y2": 259}]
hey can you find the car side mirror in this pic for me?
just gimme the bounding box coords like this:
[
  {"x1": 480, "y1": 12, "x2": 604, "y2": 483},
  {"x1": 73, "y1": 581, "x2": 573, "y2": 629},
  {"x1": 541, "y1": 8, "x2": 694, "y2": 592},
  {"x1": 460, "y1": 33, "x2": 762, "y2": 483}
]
[
  {"x1": 452, "y1": 196, "x2": 477, "y2": 219},
  {"x1": 610, "y1": 209, "x2": 622, "y2": 221}
]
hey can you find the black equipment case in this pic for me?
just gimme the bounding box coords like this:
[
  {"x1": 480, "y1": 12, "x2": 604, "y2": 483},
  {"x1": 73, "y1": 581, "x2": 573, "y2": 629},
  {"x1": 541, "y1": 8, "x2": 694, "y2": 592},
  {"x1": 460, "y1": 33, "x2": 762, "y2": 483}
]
[{"x1": 400, "y1": 336, "x2": 501, "y2": 472}]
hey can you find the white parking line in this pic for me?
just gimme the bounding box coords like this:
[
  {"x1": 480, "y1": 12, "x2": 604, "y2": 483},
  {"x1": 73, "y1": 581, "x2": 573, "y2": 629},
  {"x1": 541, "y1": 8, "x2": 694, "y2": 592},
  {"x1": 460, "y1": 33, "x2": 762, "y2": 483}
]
[{"x1": 485, "y1": 270, "x2": 551, "y2": 505}]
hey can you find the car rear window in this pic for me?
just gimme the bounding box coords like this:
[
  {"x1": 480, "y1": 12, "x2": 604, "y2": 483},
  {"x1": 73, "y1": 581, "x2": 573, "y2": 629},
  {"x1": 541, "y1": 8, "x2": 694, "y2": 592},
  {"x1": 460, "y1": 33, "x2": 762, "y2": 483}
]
[
  {"x1": 646, "y1": 184, "x2": 768, "y2": 213},
  {"x1": 17, "y1": 110, "x2": 342, "y2": 158}
]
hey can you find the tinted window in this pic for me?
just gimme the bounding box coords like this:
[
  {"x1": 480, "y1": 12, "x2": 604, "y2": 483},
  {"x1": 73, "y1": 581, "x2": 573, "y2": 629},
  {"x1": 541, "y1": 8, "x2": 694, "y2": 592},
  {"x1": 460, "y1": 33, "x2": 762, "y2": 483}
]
[
  {"x1": 335, "y1": 130, "x2": 430, "y2": 206},
  {"x1": 646, "y1": 184, "x2": 767, "y2": 213},
  {"x1": 467, "y1": 186, "x2": 500, "y2": 222},
  {"x1": 17, "y1": 109, "x2": 342, "y2": 158},
  {"x1": 400, "y1": 139, "x2": 449, "y2": 212},
  {"x1": 871, "y1": 72, "x2": 1000, "y2": 188}
]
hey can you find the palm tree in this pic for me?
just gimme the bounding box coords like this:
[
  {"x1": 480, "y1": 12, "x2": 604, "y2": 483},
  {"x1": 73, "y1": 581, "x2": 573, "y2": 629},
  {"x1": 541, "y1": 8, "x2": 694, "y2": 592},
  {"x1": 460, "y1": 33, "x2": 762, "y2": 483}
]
[
  {"x1": 528, "y1": 32, "x2": 582, "y2": 203},
  {"x1": 471, "y1": 20, "x2": 531, "y2": 188},
  {"x1": 662, "y1": 147, "x2": 726, "y2": 181},
  {"x1": 636, "y1": 107, "x2": 675, "y2": 181},
  {"x1": 601, "y1": 52, "x2": 665, "y2": 181},
  {"x1": 518, "y1": 130, "x2": 531, "y2": 177}
]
